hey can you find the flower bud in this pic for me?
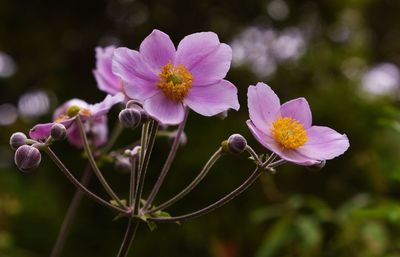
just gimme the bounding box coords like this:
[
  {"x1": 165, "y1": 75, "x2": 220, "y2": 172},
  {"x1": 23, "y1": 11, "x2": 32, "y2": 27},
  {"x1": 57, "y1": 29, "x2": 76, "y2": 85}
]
[
  {"x1": 14, "y1": 145, "x2": 41, "y2": 172},
  {"x1": 50, "y1": 123, "x2": 67, "y2": 140},
  {"x1": 114, "y1": 156, "x2": 131, "y2": 173},
  {"x1": 222, "y1": 134, "x2": 247, "y2": 154},
  {"x1": 10, "y1": 132, "x2": 27, "y2": 150},
  {"x1": 126, "y1": 100, "x2": 142, "y2": 110},
  {"x1": 119, "y1": 108, "x2": 142, "y2": 129},
  {"x1": 139, "y1": 109, "x2": 150, "y2": 123}
]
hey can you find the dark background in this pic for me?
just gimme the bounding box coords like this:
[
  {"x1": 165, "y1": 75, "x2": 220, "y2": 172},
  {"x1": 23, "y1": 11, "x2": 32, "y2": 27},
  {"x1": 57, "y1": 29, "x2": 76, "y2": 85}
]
[{"x1": 1, "y1": 0, "x2": 400, "y2": 256}]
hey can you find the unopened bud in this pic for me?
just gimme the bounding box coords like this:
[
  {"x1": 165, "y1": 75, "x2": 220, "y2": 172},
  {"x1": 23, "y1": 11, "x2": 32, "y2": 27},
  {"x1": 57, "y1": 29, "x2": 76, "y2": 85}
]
[
  {"x1": 50, "y1": 123, "x2": 67, "y2": 140},
  {"x1": 139, "y1": 110, "x2": 150, "y2": 123},
  {"x1": 222, "y1": 134, "x2": 247, "y2": 154},
  {"x1": 14, "y1": 145, "x2": 41, "y2": 172},
  {"x1": 126, "y1": 100, "x2": 142, "y2": 110},
  {"x1": 114, "y1": 156, "x2": 131, "y2": 172},
  {"x1": 10, "y1": 132, "x2": 27, "y2": 150},
  {"x1": 119, "y1": 108, "x2": 142, "y2": 129}
]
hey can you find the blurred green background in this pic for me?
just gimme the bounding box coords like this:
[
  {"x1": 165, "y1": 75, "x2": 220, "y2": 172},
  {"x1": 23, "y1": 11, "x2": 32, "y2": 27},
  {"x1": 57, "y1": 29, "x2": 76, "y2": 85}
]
[{"x1": 1, "y1": 0, "x2": 400, "y2": 256}]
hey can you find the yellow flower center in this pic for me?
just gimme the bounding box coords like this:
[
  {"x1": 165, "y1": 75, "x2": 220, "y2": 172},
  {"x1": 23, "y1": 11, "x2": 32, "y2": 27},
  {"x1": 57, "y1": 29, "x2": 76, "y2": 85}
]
[
  {"x1": 157, "y1": 63, "x2": 193, "y2": 102},
  {"x1": 54, "y1": 105, "x2": 92, "y2": 123},
  {"x1": 271, "y1": 117, "x2": 308, "y2": 149}
]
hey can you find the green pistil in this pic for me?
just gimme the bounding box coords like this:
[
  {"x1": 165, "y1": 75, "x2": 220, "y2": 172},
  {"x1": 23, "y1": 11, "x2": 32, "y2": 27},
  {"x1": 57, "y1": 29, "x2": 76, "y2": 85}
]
[
  {"x1": 66, "y1": 105, "x2": 80, "y2": 117},
  {"x1": 167, "y1": 74, "x2": 182, "y2": 85}
]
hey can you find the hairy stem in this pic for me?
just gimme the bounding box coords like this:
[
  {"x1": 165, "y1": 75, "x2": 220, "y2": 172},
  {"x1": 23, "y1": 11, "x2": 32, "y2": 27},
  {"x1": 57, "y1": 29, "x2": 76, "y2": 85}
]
[
  {"x1": 76, "y1": 116, "x2": 126, "y2": 209},
  {"x1": 143, "y1": 109, "x2": 189, "y2": 211},
  {"x1": 50, "y1": 165, "x2": 92, "y2": 257}
]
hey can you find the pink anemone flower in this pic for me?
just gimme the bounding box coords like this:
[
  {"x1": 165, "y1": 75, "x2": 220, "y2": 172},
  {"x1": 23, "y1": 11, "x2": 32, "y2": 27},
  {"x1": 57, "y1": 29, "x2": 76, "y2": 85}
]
[
  {"x1": 247, "y1": 83, "x2": 349, "y2": 166},
  {"x1": 93, "y1": 46, "x2": 124, "y2": 95},
  {"x1": 29, "y1": 93, "x2": 124, "y2": 147},
  {"x1": 112, "y1": 29, "x2": 240, "y2": 125}
]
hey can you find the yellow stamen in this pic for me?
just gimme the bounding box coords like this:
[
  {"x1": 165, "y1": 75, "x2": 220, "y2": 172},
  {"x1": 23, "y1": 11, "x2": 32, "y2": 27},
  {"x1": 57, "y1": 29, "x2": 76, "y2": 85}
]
[
  {"x1": 157, "y1": 62, "x2": 193, "y2": 102},
  {"x1": 271, "y1": 117, "x2": 308, "y2": 149}
]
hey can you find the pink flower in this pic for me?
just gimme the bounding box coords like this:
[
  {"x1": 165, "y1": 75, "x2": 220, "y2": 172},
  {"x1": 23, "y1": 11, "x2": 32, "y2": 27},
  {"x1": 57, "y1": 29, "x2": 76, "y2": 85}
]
[
  {"x1": 247, "y1": 83, "x2": 349, "y2": 166},
  {"x1": 112, "y1": 29, "x2": 240, "y2": 125},
  {"x1": 29, "y1": 93, "x2": 124, "y2": 147},
  {"x1": 93, "y1": 46, "x2": 123, "y2": 95}
]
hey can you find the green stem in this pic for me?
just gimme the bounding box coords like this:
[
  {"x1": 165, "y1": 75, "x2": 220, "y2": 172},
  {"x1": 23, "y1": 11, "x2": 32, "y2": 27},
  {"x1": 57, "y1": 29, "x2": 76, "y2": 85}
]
[
  {"x1": 116, "y1": 219, "x2": 139, "y2": 257},
  {"x1": 43, "y1": 147, "x2": 126, "y2": 213},
  {"x1": 143, "y1": 109, "x2": 189, "y2": 211},
  {"x1": 146, "y1": 147, "x2": 223, "y2": 214},
  {"x1": 76, "y1": 116, "x2": 126, "y2": 210}
]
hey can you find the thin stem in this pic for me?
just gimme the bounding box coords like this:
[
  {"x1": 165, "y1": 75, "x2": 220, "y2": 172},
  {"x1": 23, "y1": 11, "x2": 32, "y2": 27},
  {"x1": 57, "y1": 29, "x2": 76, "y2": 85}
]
[
  {"x1": 116, "y1": 219, "x2": 139, "y2": 257},
  {"x1": 50, "y1": 165, "x2": 92, "y2": 257},
  {"x1": 245, "y1": 145, "x2": 262, "y2": 165},
  {"x1": 134, "y1": 120, "x2": 158, "y2": 213},
  {"x1": 129, "y1": 157, "x2": 137, "y2": 207},
  {"x1": 149, "y1": 166, "x2": 265, "y2": 223},
  {"x1": 43, "y1": 147, "x2": 126, "y2": 213},
  {"x1": 269, "y1": 159, "x2": 287, "y2": 168},
  {"x1": 101, "y1": 122, "x2": 123, "y2": 153},
  {"x1": 147, "y1": 147, "x2": 223, "y2": 214},
  {"x1": 76, "y1": 116, "x2": 126, "y2": 210},
  {"x1": 143, "y1": 109, "x2": 189, "y2": 211}
]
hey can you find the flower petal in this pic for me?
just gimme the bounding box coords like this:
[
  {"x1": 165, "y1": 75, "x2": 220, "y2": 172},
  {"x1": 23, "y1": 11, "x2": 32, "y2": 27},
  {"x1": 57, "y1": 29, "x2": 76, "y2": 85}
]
[
  {"x1": 112, "y1": 47, "x2": 159, "y2": 82},
  {"x1": 175, "y1": 32, "x2": 232, "y2": 85},
  {"x1": 184, "y1": 80, "x2": 239, "y2": 116},
  {"x1": 139, "y1": 29, "x2": 176, "y2": 74},
  {"x1": 280, "y1": 97, "x2": 312, "y2": 128},
  {"x1": 247, "y1": 120, "x2": 320, "y2": 166},
  {"x1": 90, "y1": 93, "x2": 124, "y2": 117},
  {"x1": 123, "y1": 77, "x2": 159, "y2": 101},
  {"x1": 297, "y1": 126, "x2": 350, "y2": 160},
  {"x1": 143, "y1": 93, "x2": 185, "y2": 125},
  {"x1": 29, "y1": 118, "x2": 75, "y2": 141},
  {"x1": 93, "y1": 46, "x2": 122, "y2": 95},
  {"x1": 247, "y1": 83, "x2": 281, "y2": 132}
]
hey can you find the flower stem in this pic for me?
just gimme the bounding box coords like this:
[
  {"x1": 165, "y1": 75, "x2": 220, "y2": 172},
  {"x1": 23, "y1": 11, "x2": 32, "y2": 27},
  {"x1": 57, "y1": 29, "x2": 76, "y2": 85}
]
[
  {"x1": 143, "y1": 109, "x2": 189, "y2": 211},
  {"x1": 43, "y1": 147, "x2": 126, "y2": 213},
  {"x1": 76, "y1": 116, "x2": 126, "y2": 210},
  {"x1": 148, "y1": 166, "x2": 264, "y2": 223},
  {"x1": 245, "y1": 145, "x2": 263, "y2": 165},
  {"x1": 50, "y1": 165, "x2": 92, "y2": 257},
  {"x1": 146, "y1": 147, "x2": 223, "y2": 214},
  {"x1": 101, "y1": 122, "x2": 123, "y2": 153},
  {"x1": 116, "y1": 219, "x2": 139, "y2": 257},
  {"x1": 134, "y1": 120, "x2": 158, "y2": 214},
  {"x1": 129, "y1": 157, "x2": 137, "y2": 207}
]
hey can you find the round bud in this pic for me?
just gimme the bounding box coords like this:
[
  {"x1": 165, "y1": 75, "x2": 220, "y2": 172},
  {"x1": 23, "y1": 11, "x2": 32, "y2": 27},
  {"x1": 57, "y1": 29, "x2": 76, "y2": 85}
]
[
  {"x1": 126, "y1": 100, "x2": 142, "y2": 109},
  {"x1": 139, "y1": 109, "x2": 150, "y2": 123},
  {"x1": 50, "y1": 123, "x2": 67, "y2": 140},
  {"x1": 222, "y1": 134, "x2": 247, "y2": 154},
  {"x1": 114, "y1": 156, "x2": 131, "y2": 173},
  {"x1": 14, "y1": 145, "x2": 41, "y2": 172},
  {"x1": 119, "y1": 108, "x2": 142, "y2": 129},
  {"x1": 10, "y1": 132, "x2": 27, "y2": 150}
]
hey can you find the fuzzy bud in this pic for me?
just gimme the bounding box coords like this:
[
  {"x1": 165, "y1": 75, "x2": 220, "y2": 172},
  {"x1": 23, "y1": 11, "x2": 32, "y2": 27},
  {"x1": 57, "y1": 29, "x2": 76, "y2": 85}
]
[
  {"x1": 139, "y1": 109, "x2": 150, "y2": 123},
  {"x1": 14, "y1": 145, "x2": 41, "y2": 172},
  {"x1": 114, "y1": 156, "x2": 131, "y2": 173},
  {"x1": 50, "y1": 123, "x2": 67, "y2": 140},
  {"x1": 119, "y1": 108, "x2": 142, "y2": 129},
  {"x1": 10, "y1": 132, "x2": 27, "y2": 150},
  {"x1": 222, "y1": 134, "x2": 247, "y2": 154}
]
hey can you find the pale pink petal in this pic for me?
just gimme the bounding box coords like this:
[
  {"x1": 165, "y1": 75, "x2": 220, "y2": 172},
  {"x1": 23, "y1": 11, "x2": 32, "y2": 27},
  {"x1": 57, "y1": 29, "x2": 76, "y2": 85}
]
[
  {"x1": 90, "y1": 93, "x2": 124, "y2": 117},
  {"x1": 143, "y1": 93, "x2": 185, "y2": 125},
  {"x1": 93, "y1": 46, "x2": 122, "y2": 95},
  {"x1": 123, "y1": 76, "x2": 159, "y2": 101},
  {"x1": 280, "y1": 98, "x2": 312, "y2": 128},
  {"x1": 139, "y1": 29, "x2": 175, "y2": 74},
  {"x1": 247, "y1": 83, "x2": 281, "y2": 132},
  {"x1": 112, "y1": 47, "x2": 159, "y2": 82},
  {"x1": 29, "y1": 118, "x2": 75, "y2": 141},
  {"x1": 297, "y1": 126, "x2": 349, "y2": 160},
  {"x1": 247, "y1": 120, "x2": 320, "y2": 166},
  {"x1": 184, "y1": 80, "x2": 239, "y2": 116},
  {"x1": 175, "y1": 32, "x2": 232, "y2": 85}
]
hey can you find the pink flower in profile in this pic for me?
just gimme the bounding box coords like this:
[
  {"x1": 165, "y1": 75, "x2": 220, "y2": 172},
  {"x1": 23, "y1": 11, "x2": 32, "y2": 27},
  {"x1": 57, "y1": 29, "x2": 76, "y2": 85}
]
[
  {"x1": 29, "y1": 93, "x2": 124, "y2": 147},
  {"x1": 247, "y1": 83, "x2": 349, "y2": 166},
  {"x1": 112, "y1": 29, "x2": 240, "y2": 125},
  {"x1": 93, "y1": 46, "x2": 123, "y2": 95}
]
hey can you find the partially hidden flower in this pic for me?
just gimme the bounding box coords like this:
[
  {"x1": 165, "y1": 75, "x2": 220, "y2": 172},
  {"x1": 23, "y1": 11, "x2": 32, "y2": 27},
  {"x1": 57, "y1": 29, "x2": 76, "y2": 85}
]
[
  {"x1": 247, "y1": 83, "x2": 349, "y2": 166},
  {"x1": 93, "y1": 46, "x2": 123, "y2": 95},
  {"x1": 29, "y1": 93, "x2": 124, "y2": 147},
  {"x1": 112, "y1": 29, "x2": 240, "y2": 125}
]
